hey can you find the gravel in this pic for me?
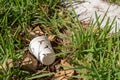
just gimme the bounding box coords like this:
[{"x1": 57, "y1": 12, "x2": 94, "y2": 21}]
[{"x1": 63, "y1": 0, "x2": 120, "y2": 33}]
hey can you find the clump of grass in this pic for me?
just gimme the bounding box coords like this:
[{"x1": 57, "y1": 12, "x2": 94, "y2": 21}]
[
  {"x1": 105, "y1": 0, "x2": 120, "y2": 5},
  {"x1": 64, "y1": 11, "x2": 120, "y2": 79},
  {"x1": 108, "y1": 0, "x2": 119, "y2": 3}
]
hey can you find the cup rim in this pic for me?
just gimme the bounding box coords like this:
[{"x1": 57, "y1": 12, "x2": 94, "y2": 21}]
[{"x1": 30, "y1": 36, "x2": 47, "y2": 45}]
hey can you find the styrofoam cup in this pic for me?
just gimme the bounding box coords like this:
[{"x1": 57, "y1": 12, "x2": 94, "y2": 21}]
[{"x1": 29, "y1": 36, "x2": 56, "y2": 65}]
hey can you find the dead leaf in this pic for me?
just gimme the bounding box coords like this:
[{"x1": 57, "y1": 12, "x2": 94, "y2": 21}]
[
  {"x1": 27, "y1": 26, "x2": 44, "y2": 36},
  {"x1": 32, "y1": 26, "x2": 44, "y2": 35},
  {"x1": 48, "y1": 35, "x2": 56, "y2": 41},
  {"x1": 0, "y1": 58, "x2": 13, "y2": 70},
  {"x1": 53, "y1": 59, "x2": 74, "y2": 80},
  {"x1": 7, "y1": 59, "x2": 13, "y2": 68},
  {"x1": 54, "y1": 71, "x2": 68, "y2": 80},
  {"x1": 61, "y1": 59, "x2": 71, "y2": 68},
  {"x1": 80, "y1": 21, "x2": 90, "y2": 30},
  {"x1": 58, "y1": 10, "x2": 63, "y2": 16},
  {"x1": 21, "y1": 53, "x2": 38, "y2": 72}
]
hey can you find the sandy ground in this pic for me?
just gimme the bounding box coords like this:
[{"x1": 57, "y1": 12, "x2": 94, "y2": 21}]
[{"x1": 63, "y1": 0, "x2": 120, "y2": 33}]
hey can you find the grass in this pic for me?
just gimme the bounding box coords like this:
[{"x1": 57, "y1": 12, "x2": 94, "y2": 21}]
[
  {"x1": 68, "y1": 15, "x2": 120, "y2": 79},
  {"x1": 0, "y1": 0, "x2": 120, "y2": 80},
  {"x1": 105, "y1": 0, "x2": 120, "y2": 5}
]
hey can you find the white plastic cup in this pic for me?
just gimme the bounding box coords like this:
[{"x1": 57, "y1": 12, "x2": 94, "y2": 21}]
[{"x1": 29, "y1": 36, "x2": 56, "y2": 65}]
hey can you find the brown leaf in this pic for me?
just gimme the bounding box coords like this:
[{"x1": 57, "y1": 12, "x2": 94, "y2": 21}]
[
  {"x1": 21, "y1": 53, "x2": 38, "y2": 72},
  {"x1": 48, "y1": 35, "x2": 56, "y2": 41},
  {"x1": 53, "y1": 69, "x2": 74, "y2": 80},
  {"x1": 0, "y1": 58, "x2": 13, "y2": 70},
  {"x1": 58, "y1": 10, "x2": 63, "y2": 16},
  {"x1": 27, "y1": 26, "x2": 44, "y2": 36},
  {"x1": 7, "y1": 59, "x2": 13, "y2": 68},
  {"x1": 61, "y1": 60, "x2": 71, "y2": 68},
  {"x1": 80, "y1": 21, "x2": 89, "y2": 30},
  {"x1": 32, "y1": 26, "x2": 44, "y2": 35},
  {"x1": 54, "y1": 71, "x2": 68, "y2": 80},
  {"x1": 53, "y1": 59, "x2": 74, "y2": 80}
]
